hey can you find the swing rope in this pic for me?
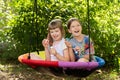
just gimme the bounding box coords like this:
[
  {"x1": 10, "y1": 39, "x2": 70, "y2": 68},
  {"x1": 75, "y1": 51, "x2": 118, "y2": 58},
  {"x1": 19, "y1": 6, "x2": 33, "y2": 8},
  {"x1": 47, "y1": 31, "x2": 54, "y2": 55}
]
[
  {"x1": 87, "y1": 0, "x2": 92, "y2": 61},
  {"x1": 34, "y1": 0, "x2": 40, "y2": 55},
  {"x1": 28, "y1": 0, "x2": 38, "y2": 59}
]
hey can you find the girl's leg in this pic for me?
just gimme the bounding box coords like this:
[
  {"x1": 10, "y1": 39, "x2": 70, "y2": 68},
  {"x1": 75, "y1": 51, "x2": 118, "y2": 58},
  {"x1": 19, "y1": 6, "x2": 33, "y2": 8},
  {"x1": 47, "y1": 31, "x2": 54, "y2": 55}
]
[
  {"x1": 18, "y1": 53, "x2": 42, "y2": 63},
  {"x1": 30, "y1": 53, "x2": 42, "y2": 60},
  {"x1": 77, "y1": 58, "x2": 89, "y2": 62}
]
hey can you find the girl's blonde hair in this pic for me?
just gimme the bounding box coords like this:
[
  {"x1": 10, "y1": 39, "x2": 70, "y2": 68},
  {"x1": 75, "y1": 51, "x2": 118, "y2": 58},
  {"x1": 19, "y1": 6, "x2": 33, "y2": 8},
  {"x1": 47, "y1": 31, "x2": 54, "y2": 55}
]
[{"x1": 47, "y1": 19, "x2": 65, "y2": 46}]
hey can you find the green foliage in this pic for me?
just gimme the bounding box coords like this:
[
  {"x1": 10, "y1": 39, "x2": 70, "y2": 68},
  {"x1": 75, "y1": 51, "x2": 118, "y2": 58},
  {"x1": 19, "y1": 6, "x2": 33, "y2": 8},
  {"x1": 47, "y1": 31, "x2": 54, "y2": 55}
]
[
  {"x1": 0, "y1": 0, "x2": 120, "y2": 71},
  {"x1": 8, "y1": 0, "x2": 77, "y2": 58},
  {"x1": 88, "y1": 1, "x2": 120, "y2": 70}
]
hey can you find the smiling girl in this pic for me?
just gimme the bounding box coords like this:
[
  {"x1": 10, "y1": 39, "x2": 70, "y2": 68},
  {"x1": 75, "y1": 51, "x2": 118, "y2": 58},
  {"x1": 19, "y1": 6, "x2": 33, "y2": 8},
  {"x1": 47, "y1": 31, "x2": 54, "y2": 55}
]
[
  {"x1": 42, "y1": 19, "x2": 70, "y2": 61},
  {"x1": 67, "y1": 18, "x2": 95, "y2": 62},
  {"x1": 18, "y1": 19, "x2": 70, "y2": 63}
]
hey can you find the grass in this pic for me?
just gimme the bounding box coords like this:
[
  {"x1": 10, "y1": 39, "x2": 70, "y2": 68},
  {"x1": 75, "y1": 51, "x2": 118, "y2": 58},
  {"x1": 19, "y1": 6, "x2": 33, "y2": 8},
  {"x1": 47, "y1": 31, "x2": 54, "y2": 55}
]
[{"x1": 0, "y1": 59, "x2": 120, "y2": 80}]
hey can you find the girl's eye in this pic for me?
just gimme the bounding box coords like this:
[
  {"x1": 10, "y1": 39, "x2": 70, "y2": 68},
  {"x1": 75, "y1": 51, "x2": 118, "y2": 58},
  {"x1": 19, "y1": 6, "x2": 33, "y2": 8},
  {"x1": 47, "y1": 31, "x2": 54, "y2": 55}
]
[
  {"x1": 55, "y1": 30, "x2": 59, "y2": 32},
  {"x1": 50, "y1": 31, "x2": 54, "y2": 34},
  {"x1": 77, "y1": 24, "x2": 80, "y2": 27},
  {"x1": 71, "y1": 26, "x2": 75, "y2": 28}
]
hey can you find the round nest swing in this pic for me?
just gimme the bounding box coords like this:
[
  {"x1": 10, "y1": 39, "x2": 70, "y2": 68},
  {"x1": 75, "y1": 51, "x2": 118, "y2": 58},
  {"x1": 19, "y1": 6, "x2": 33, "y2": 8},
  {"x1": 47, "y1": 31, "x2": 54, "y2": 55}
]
[
  {"x1": 20, "y1": 53, "x2": 105, "y2": 77},
  {"x1": 18, "y1": 0, "x2": 105, "y2": 78}
]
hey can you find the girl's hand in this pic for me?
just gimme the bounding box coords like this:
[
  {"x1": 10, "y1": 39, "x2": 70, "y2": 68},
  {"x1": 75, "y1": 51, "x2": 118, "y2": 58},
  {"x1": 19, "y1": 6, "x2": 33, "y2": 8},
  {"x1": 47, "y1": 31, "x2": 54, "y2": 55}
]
[
  {"x1": 65, "y1": 41, "x2": 72, "y2": 48},
  {"x1": 74, "y1": 46, "x2": 80, "y2": 52},
  {"x1": 50, "y1": 47, "x2": 57, "y2": 56},
  {"x1": 42, "y1": 39, "x2": 49, "y2": 48}
]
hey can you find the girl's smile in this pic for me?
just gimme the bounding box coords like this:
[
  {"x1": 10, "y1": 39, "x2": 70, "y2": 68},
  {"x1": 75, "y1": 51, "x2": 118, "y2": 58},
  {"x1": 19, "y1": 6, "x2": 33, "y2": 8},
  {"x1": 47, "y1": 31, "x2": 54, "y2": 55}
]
[
  {"x1": 68, "y1": 21, "x2": 82, "y2": 37},
  {"x1": 74, "y1": 30, "x2": 80, "y2": 33},
  {"x1": 50, "y1": 28, "x2": 62, "y2": 41}
]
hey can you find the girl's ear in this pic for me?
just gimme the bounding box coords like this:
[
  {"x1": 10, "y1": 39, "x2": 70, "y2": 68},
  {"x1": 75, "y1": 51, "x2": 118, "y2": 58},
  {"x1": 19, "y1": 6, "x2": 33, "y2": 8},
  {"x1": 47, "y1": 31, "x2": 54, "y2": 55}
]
[{"x1": 68, "y1": 29, "x2": 71, "y2": 33}]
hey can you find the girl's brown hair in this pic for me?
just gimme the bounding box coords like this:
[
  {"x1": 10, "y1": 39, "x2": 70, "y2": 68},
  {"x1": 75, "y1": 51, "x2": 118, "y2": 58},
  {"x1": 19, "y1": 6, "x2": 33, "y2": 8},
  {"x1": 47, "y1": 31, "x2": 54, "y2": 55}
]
[
  {"x1": 67, "y1": 18, "x2": 81, "y2": 29},
  {"x1": 47, "y1": 19, "x2": 65, "y2": 46}
]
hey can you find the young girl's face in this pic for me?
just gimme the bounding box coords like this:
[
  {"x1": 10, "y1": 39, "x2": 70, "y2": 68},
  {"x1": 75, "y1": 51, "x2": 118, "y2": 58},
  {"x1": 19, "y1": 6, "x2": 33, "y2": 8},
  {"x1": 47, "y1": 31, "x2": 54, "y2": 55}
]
[
  {"x1": 68, "y1": 20, "x2": 82, "y2": 37},
  {"x1": 50, "y1": 28, "x2": 62, "y2": 41}
]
